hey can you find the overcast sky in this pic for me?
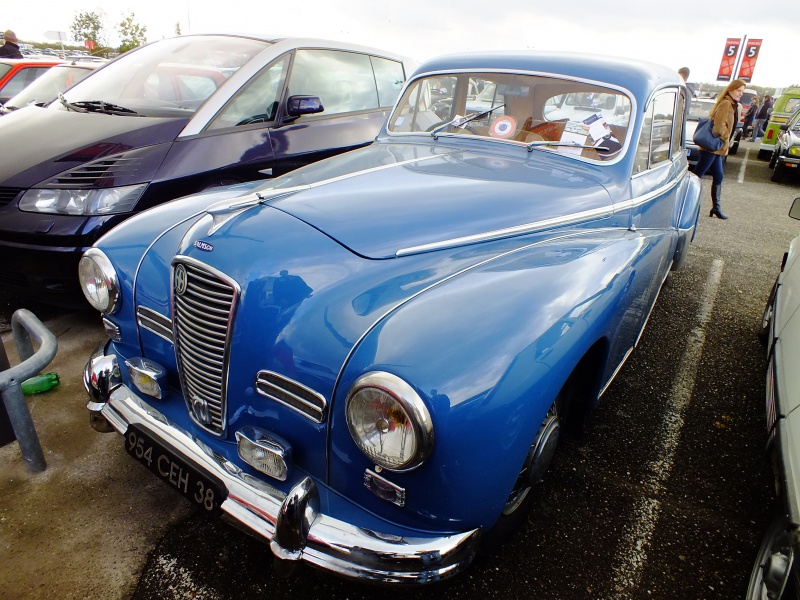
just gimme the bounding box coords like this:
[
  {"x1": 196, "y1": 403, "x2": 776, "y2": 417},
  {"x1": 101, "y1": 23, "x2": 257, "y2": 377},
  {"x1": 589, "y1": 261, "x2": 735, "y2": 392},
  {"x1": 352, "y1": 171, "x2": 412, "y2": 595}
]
[{"x1": 4, "y1": 0, "x2": 799, "y2": 88}]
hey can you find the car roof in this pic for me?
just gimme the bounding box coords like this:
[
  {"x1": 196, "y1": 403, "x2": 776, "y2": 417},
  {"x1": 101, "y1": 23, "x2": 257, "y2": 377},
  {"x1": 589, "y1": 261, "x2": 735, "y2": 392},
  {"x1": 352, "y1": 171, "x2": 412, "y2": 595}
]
[{"x1": 411, "y1": 50, "x2": 681, "y2": 99}]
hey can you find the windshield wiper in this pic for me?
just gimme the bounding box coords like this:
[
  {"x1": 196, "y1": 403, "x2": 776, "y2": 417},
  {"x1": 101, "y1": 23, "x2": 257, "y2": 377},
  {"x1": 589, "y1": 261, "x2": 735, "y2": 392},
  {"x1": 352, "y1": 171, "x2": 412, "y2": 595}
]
[
  {"x1": 430, "y1": 103, "x2": 506, "y2": 138},
  {"x1": 526, "y1": 140, "x2": 609, "y2": 153},
  {"x1": 58, "y1": 93, "x2": 88, "y2": 113},
  {"x1": 64, "y1": 99, "x2": 140, "y2": 116}
]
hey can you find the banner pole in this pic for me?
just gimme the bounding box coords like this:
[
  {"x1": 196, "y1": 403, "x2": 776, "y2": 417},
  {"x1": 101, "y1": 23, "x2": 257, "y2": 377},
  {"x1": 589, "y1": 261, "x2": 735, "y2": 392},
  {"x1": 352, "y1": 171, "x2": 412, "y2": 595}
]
[{"x1": 731, "y1": 34, "x2": 747, "y2": 82}]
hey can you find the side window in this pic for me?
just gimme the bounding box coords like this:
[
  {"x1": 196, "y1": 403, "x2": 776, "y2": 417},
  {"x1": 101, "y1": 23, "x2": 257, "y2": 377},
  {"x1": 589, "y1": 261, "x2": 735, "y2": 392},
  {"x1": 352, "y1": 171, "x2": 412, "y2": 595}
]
[
  {"x1": 370, "y1": 56, "x2": 405, "y2": 107},
  {"x1": 672, "y1": 90, "x2": 686, "y2": 159},
  {"x1": 288, "y1": 49, "x2": 379, "y2": 116},
  {"x1": 2, "y1": 67, "x2": 48, "y2": 99},
  {"x1": 207, "y1": 55, "x2": 289, "y2": 130},
  {"x1": 634, "y1": 91, "x2": 676, "y2": 172}
]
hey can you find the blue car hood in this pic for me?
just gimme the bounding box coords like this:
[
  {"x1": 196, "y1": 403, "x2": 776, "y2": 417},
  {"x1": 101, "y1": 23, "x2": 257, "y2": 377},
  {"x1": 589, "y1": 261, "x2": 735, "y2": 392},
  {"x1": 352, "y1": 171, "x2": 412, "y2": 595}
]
[
  {"x1": 261, "y1": 142, "x2": 614, "y2": 259},
  {"x1": 0, "y1": 106, "x2": 187, "y2": 187}
]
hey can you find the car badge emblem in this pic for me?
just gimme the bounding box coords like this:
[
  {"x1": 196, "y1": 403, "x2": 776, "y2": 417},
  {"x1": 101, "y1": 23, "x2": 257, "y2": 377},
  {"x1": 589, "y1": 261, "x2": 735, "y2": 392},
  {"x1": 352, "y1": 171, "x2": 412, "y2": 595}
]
[
  {"x1": 191, "y1": 393, "x2": 211, "y2": 424},
  {"x1": 174, "y1": 264, "x2": 188, "y2": 296},
  {"x1": 194, "y1": 240, "x2": 214, "y2": 252}
]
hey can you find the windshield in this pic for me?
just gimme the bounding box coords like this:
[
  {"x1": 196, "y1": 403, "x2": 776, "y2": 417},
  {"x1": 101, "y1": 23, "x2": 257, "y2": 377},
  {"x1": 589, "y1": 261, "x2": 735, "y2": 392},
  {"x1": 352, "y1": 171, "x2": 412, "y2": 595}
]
[
  {"x1": 388, "y1": 71, "x2": 631, "y2": 162},
  {"x1": 688, "y1": 100, "x2": 714, "y2": 120},
  {"x1": 59, "y1": 36, "x2": 269, "y2": 117},
  {"x1": 5, "y1": 64, "x2": 96, "y2": 109}
]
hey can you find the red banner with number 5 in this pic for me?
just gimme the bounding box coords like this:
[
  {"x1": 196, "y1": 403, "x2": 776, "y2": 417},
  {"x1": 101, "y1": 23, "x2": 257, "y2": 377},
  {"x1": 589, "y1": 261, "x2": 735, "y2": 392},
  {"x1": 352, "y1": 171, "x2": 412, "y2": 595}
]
[
  {"x1": 717, "y1": 38, "x2": 741, "y2": 82},
  {"x1": 737, "y1": 39, "x2": 762, "y2": 83}
]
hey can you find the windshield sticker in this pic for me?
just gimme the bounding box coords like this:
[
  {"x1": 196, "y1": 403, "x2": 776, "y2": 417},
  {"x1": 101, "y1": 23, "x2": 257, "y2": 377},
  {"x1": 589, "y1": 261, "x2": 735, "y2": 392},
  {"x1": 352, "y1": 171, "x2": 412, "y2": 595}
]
[{"x1": 490, "y1": 116, "x2": 517, "y2": 138}]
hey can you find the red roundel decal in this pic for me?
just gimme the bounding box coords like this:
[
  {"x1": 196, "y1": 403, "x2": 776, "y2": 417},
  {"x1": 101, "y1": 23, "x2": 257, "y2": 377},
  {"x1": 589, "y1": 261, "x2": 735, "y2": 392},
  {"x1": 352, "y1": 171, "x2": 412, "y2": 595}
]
[{"x1": 490, "y1": 116, "x2": 517, "y2": 138}]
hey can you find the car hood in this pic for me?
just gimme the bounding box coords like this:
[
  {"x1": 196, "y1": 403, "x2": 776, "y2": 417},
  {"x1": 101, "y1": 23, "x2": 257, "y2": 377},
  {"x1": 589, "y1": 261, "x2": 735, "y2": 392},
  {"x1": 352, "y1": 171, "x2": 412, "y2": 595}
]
[
  {"x1": 259, "y1": 142, "x2": 614, "y2": 259},
  {"x1": 0, "y1": 107, "x2": 188, "y2": 187}
]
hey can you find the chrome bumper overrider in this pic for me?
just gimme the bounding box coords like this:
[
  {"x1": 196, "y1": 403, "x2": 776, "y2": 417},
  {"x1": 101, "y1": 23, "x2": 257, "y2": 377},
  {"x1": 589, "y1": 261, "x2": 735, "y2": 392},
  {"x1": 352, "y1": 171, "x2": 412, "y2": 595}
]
[{"x1": 84, "y1": 357, "x2": 480, "y2": 584}]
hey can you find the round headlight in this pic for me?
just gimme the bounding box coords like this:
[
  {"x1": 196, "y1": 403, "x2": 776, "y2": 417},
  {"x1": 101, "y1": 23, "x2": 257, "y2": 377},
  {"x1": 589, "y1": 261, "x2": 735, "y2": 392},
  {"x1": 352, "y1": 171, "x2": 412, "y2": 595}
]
[
  {"x1": 78, "y1": 248, "x2": 119, "y2": 314},
  {"x1": 345, "y1": 372, "x2": 434, "y2": 472}
]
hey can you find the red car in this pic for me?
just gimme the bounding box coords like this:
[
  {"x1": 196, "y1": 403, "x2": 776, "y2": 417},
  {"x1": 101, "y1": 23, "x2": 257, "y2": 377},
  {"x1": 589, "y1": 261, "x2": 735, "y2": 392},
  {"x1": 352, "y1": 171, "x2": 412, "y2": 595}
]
[{"x1": 0, "y1": 58, "x2": 63, "y2": 104}]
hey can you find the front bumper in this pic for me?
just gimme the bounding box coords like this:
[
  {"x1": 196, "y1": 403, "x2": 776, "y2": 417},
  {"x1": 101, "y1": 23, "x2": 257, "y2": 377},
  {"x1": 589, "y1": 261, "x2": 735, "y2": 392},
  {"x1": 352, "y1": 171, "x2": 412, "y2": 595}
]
[{"x1": 84, "y1": 354, "x2": 480, "y2": 585}]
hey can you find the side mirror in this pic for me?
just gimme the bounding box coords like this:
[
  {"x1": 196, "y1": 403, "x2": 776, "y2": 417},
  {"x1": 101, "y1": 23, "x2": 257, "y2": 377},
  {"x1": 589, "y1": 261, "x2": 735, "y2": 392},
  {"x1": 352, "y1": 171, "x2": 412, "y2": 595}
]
[
  {"x1": 789, "y1": 198, "x2": 800, "y2": 221},
  {"x1": 286, "y1": 95, "x2": 324, "y2": 118}
]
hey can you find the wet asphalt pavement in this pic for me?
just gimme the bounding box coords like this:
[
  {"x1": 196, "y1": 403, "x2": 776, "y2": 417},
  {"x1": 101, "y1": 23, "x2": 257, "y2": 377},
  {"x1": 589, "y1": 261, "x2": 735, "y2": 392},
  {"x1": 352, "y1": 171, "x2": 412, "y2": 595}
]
[{"x1": 1, "y1": 141, "x2": 798, "y2": 599}]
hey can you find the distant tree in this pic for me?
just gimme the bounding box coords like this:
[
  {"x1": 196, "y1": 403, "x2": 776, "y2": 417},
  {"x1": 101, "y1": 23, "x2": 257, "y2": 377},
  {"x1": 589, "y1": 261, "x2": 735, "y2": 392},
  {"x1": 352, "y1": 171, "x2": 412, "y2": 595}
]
[
  {"x1": 117, "y1": 12, "x2": 147, "y2": 54},
  {"x1": 70, "y1": 11, "x2": 105, "y2": 47}
]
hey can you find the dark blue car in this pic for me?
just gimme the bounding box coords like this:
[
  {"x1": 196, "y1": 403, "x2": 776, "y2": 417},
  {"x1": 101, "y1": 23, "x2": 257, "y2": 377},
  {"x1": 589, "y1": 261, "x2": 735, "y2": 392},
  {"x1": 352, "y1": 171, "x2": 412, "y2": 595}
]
[
  {"x1": 82, "y1": 50, "x2": 701, "y2": 584},
  {"x1": 0, "y1": 34, "x2": 408, "y2": 304}
]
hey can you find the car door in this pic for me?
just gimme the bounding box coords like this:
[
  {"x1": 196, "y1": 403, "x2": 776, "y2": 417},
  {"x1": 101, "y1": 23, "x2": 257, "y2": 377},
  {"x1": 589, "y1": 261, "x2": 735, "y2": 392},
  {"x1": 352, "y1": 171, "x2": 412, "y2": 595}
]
[{"x1": 629, "y1": 87, "x2": 686, "y2": 328}]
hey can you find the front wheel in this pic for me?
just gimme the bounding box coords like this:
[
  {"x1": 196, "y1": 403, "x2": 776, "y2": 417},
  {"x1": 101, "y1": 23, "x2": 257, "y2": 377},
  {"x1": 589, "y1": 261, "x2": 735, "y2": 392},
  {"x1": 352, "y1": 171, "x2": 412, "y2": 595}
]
[
  {"x1": 481, "y1": 393, "x2": 564, "y2": 553},
  {"x1": 772, "y1": 160, "x2": 786, "y2": 183},
  {"x1": 759, "y1": 149, "x2": 772, "y2": 160},
  {"x1": 746, "y1": 510, "x2": 799, "y2": 599}
]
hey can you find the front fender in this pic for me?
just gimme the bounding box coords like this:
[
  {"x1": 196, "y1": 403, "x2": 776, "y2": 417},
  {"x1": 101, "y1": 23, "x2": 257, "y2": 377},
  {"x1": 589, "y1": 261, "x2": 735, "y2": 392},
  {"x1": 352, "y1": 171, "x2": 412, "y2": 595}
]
[{"x1": 328, "y1": 228, "x2": 655, "y2": 532}]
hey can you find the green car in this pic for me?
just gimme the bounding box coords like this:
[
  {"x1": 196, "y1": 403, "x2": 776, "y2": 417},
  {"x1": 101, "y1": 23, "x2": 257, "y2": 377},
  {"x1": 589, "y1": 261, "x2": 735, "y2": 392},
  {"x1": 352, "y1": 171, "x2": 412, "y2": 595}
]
[{"x1": 759, "y1": 85, "x2": 800, "y2": 160}]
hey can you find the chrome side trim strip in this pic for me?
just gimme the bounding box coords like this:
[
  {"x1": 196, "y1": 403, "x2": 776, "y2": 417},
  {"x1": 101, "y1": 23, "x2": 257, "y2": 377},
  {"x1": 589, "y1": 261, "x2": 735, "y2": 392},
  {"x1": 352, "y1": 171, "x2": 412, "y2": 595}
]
[
  {"x1": 396, "y1": 205, "x2": 614, "y2": 256},
  {"x1": 97, "y1": 385, "x2": 480, "y2": 584}
]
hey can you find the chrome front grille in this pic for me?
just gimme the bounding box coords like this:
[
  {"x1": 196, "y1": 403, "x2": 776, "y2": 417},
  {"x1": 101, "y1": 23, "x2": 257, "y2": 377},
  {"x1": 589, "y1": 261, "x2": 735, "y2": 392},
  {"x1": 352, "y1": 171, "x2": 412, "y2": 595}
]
[
  {"x1": 255, "y1": 371, "x2": 327, "y2": 423},
  {"x1": 172, "y1": 259, "x2": 238, "y2": 435}
]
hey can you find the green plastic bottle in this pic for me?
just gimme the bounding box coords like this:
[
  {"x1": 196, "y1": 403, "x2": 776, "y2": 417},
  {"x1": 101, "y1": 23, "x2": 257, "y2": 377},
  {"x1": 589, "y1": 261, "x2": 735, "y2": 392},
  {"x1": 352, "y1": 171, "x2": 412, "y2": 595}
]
[{"x1": 21, "y1": 372, "x2": 60, "y2": 395}]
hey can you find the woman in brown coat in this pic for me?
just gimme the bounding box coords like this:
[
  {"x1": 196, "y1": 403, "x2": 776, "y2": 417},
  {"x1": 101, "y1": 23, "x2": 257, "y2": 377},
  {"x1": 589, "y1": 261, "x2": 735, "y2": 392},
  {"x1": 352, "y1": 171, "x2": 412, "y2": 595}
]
[{"x1": 693, "y1": 78, "x2": 746, "y2": 219}]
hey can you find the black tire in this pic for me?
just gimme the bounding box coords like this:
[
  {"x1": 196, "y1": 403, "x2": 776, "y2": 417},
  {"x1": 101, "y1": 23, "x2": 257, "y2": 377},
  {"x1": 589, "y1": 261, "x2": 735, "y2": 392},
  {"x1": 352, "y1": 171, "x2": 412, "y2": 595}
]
[
  {"x1": 760, "y1": 277, "x2": 779, "y2": 345},
  {"x1": 773, "y1": 161, "x2": 786, "y2": 183},
  {"x1": 482, "y1": 386, "x2": 570, "y2": 554},
  {"x1": 770, "y1": 150, "x2": 780, "y2": 169},
  {"x1": 759, "y1": 149, "x2": 772, "y2": 160},
  {"x1": 730, "y1": 139, "x2": 740, "y2": 155},
  {"x1": 746, "y1": 510, "x2": 799, "y2": 599}
]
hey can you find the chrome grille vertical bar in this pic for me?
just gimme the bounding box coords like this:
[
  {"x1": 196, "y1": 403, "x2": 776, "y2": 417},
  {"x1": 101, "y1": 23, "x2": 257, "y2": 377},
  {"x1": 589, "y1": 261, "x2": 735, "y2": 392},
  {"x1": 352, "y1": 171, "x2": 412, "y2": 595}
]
[{"x1": 172, "y1": 257, "x2": 239, "y2": 436}]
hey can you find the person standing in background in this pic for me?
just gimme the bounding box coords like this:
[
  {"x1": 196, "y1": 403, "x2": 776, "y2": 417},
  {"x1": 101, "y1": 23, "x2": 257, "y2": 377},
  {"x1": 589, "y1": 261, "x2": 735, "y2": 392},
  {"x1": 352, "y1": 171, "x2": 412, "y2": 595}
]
[
  {"x1": 751, "y1": 95, "x2": 773, "y2": 142},
  {"x1": 0, "y1": 30, "x2": 23, "y2": 59},
  {"x1": 678, "y1": 67, "x2": 696, "y2": 97},
  {"x1": 743, "y1": 96, "x2": 759, "y2": 138}
]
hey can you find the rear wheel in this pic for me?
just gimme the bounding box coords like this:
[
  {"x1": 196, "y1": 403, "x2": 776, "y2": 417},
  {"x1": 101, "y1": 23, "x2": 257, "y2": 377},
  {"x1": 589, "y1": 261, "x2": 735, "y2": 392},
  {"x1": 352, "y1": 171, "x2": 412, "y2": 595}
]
[
  {"x1": 760, "y1": 277, "x2": 779, "y2": 345},
  {"x1": 759, "y1": 149, "x2": 772, "y2": 160}
]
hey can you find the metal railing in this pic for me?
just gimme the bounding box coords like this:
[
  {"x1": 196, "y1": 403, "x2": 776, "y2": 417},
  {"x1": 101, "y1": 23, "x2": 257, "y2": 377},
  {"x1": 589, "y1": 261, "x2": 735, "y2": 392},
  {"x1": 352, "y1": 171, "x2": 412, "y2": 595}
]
[{"x1": 0, "y1": 309, "x2": 58, "y2": 473}]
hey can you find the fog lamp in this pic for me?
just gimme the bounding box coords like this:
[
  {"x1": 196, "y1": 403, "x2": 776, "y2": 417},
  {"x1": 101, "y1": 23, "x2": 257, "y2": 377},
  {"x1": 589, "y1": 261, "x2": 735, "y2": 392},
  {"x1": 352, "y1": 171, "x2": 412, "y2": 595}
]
[
  {"x1": 125, "y1": 357, "x2": 166, "y2": 399},
  {"x1": 236, "y1": 427, "x2": 290, "y2": 481}
]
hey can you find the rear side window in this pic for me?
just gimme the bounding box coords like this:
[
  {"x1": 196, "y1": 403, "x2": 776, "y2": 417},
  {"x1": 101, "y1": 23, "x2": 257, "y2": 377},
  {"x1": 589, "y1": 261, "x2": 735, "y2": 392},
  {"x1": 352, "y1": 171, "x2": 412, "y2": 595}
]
[
  {"x1": 288, "y1": 49, "x2": 379, "y2": 115},
  {"x1": 370, "y1": 56, "x2": 405, "y2": 107}
]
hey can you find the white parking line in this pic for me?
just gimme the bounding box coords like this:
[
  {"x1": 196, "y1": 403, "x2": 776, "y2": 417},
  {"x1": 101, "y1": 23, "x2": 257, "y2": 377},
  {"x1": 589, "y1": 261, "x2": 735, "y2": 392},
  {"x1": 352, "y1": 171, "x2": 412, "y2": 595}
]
[
  {"x1": 737, "y1": 148, "x2": 751, "y2": 183},
  {"x1": 608, "y1": 258, "x2": 724, "y2": 598}
]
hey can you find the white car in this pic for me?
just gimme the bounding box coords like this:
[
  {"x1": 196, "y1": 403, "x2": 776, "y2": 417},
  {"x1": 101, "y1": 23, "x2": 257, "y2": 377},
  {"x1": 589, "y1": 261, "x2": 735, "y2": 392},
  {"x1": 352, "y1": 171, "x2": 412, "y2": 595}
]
[{"x1": 750, "y1": 197, "x2": 800, "y2": 598}]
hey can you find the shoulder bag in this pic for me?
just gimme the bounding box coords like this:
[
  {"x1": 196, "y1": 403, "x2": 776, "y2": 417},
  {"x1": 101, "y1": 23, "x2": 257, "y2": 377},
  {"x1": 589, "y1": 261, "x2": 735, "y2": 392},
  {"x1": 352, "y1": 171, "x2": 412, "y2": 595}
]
[{"x1": 693, "y1": 117, "x2": 723, "y2": 152}]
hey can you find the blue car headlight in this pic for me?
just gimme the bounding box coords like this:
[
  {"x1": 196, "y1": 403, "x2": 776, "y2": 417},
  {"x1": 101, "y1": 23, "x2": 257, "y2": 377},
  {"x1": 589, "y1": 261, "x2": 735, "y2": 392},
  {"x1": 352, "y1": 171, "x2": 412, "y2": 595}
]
[
  {"x1": 346, "y1": 372, "x2": 434, "y2": 472},
  {"x1": 78, "y1": 248, "x2": 120, "y2": 314},
  {"x1": 19, "y1": 184, "x2": 146, "y2": 215}
]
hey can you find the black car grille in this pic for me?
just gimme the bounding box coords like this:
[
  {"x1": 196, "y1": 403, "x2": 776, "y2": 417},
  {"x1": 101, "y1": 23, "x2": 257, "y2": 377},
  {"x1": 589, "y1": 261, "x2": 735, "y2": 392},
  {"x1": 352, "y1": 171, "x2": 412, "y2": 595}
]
[
  {"x1": 172, "y1": 259, "x2": 238, "y2": 435},
  {"x1": 0, "y1": 187, "x2": 23, "y2": 207}
]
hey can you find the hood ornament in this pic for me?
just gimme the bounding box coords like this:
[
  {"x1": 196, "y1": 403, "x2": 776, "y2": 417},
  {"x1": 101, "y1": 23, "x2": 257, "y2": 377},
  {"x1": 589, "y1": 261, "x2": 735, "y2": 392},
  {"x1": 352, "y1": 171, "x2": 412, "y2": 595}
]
[{"x1": 205, "y1": 186, "x2": 310, "y2": 235}]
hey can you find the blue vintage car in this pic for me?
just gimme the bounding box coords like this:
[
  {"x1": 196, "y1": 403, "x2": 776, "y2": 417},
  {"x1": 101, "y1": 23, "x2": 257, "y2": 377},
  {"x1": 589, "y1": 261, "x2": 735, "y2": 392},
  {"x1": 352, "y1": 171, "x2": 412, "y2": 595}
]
[{"x1": 82, "y1": 51, "x2": 702, "y2": 584}]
